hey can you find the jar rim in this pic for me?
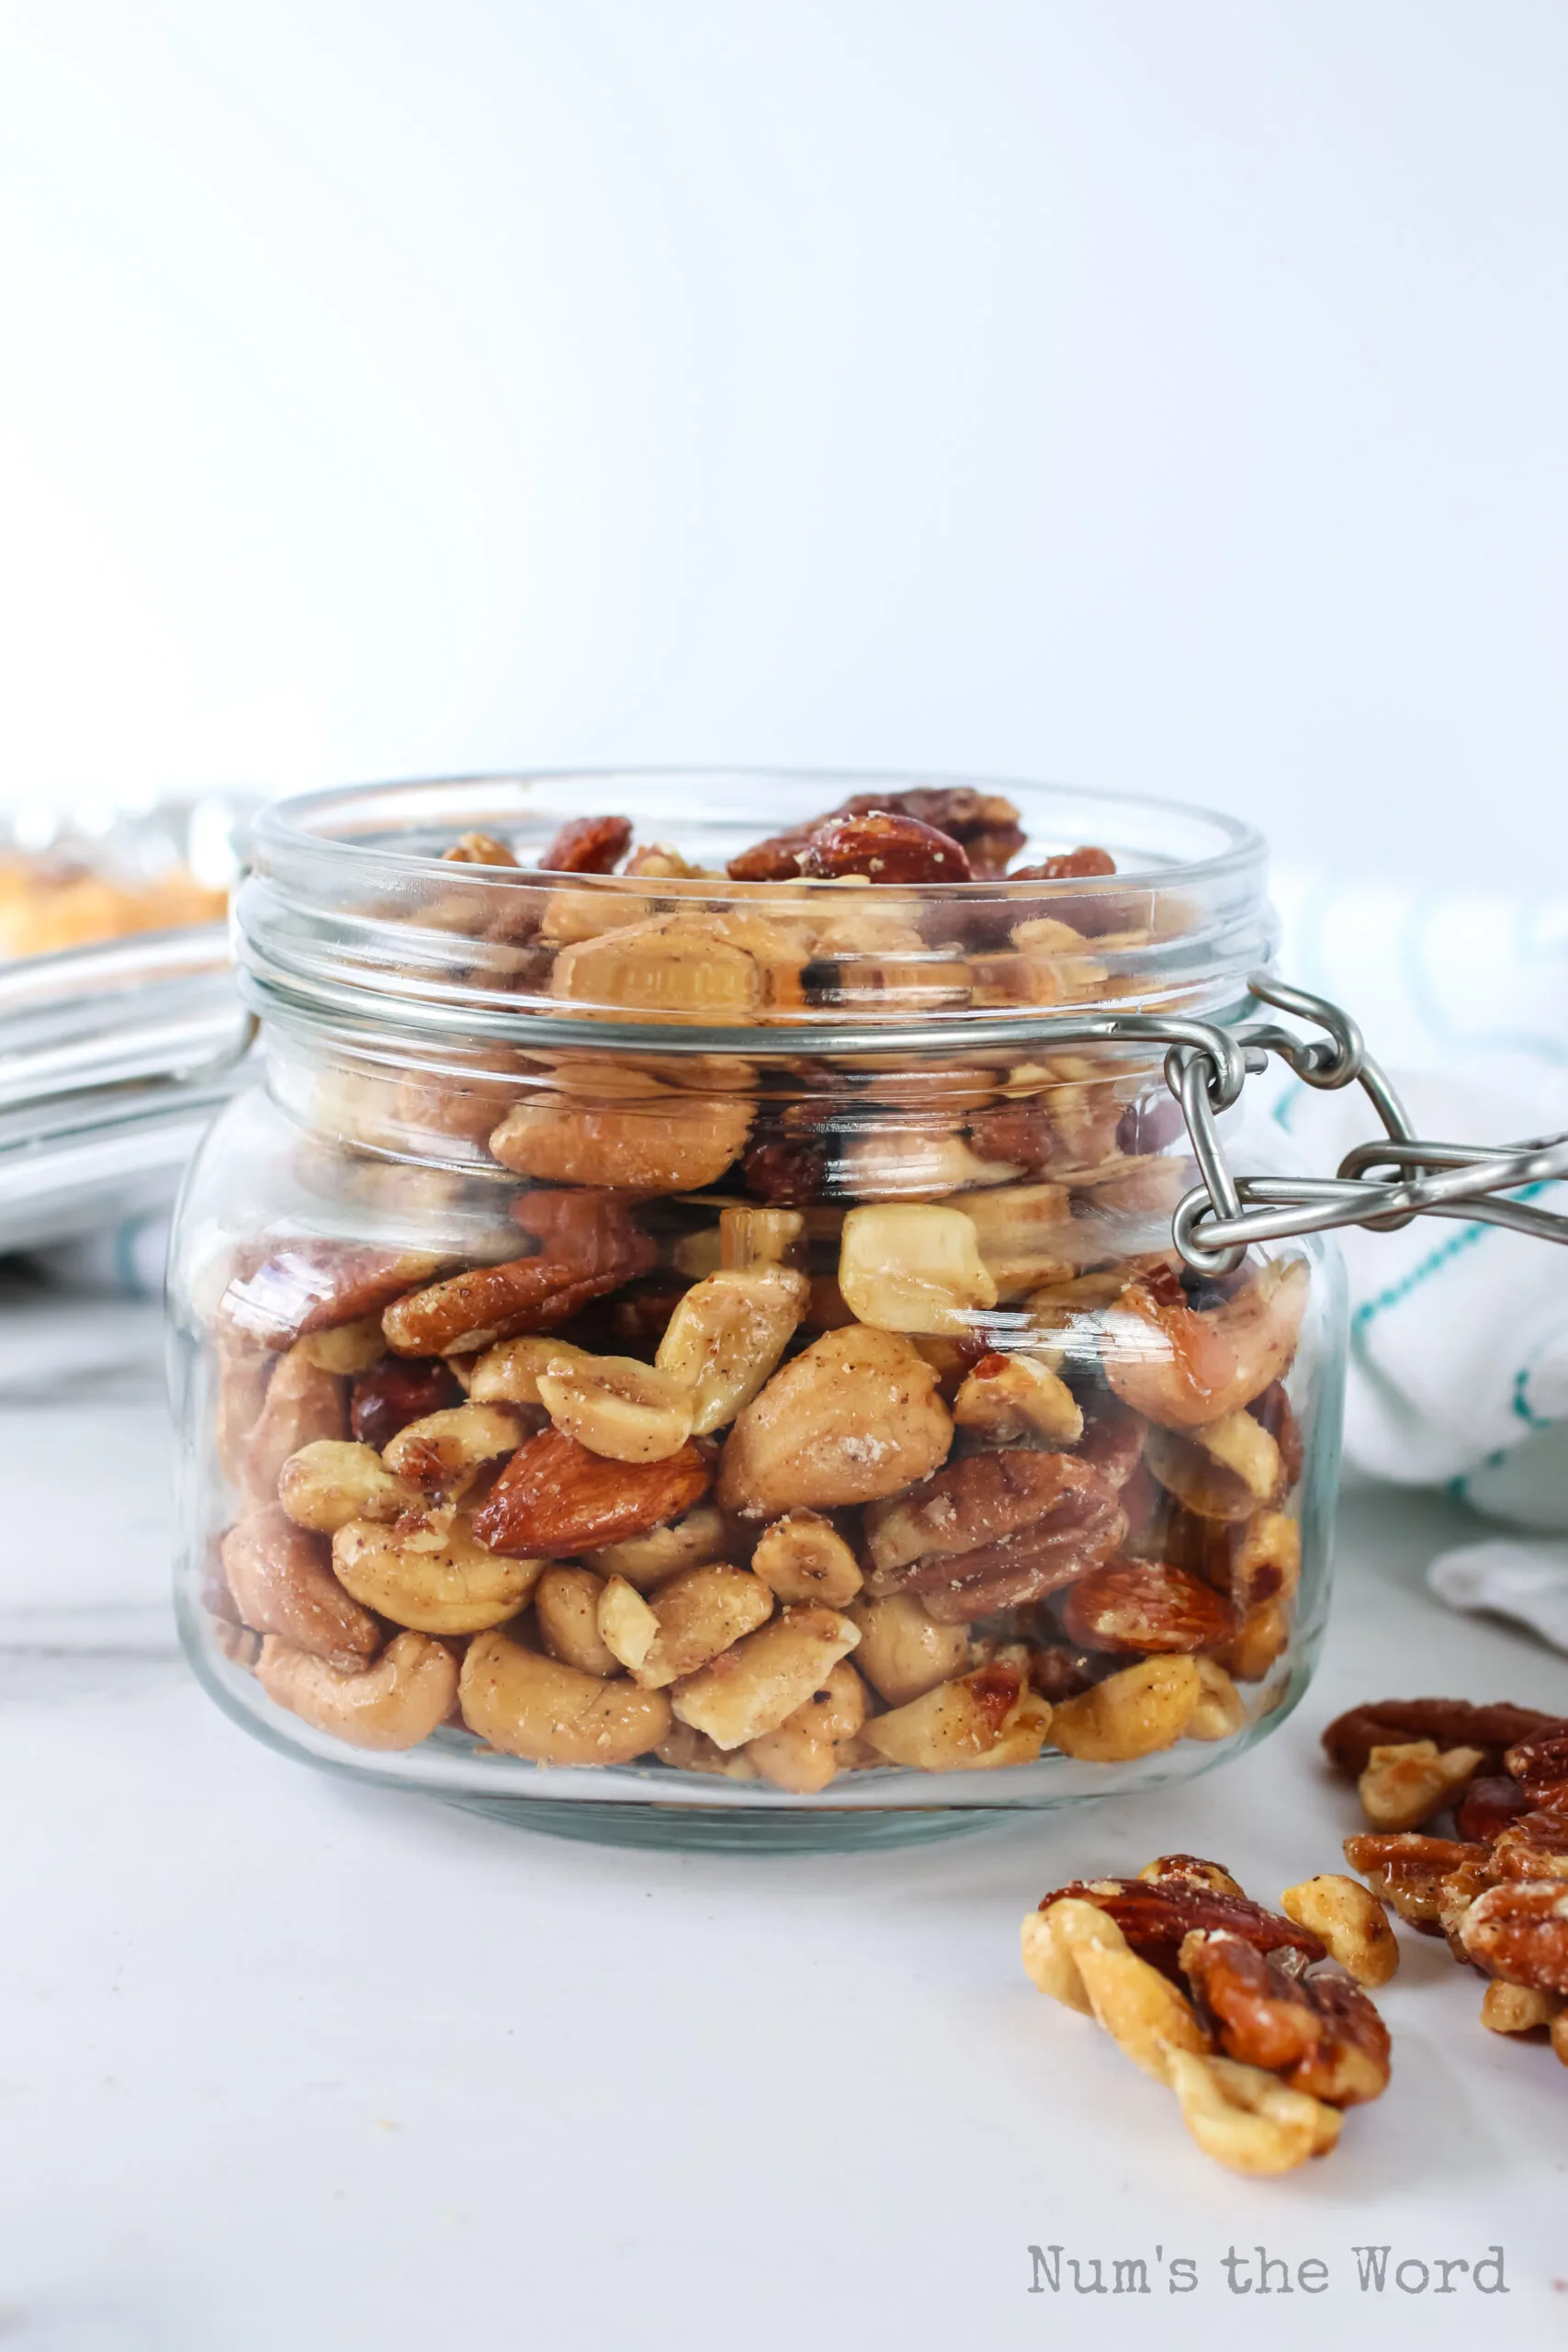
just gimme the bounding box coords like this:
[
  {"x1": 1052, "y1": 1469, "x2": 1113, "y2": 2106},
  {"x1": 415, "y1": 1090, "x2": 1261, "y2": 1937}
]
[{"x1": 238, "y1": 768, "x2": 1274, "y2": 1054}]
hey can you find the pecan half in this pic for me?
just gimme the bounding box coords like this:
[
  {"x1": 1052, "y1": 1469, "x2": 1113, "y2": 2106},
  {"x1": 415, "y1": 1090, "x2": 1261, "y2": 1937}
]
[
  {"x1": 1341, "y1": 1833, "x2": 1492, "y2": 1928},
  {"x1": 471, "y1": 1427, "x2": 712, "y2": 1557},
  {"x1": 1008, "y1": 846, "x2": 1116, "y2": 883},
  {"x1": 727, "y1": 787, "x2": 1024, "y2": 883},
  {"x1": 797, "y1": 811, "x2": 973, "y2": 884},
  {"x1": 350, "y1": 1358, "x2": 463, "y2": 1452},
  {"x1": 539, "y1": 814, "x2": 632, "y2": 874},
  {"x1": 1505, "y1": 1732, "x2": 1568, "y2": 1811},
  {"x1": 1072, "y1": 1389, "x2": 1146, "y2": 1491},
  {"x1": 1455, "y1": 1776, "x2": 1533, "y2": 1843},
  {"x1": 863, "y1": 1451, "x2": 1125, "y2": 1623},
  {"x1": 1058, "y1": 1557, "x2": 1233, "y2": 1656},
  {"x1": 1458, "y1": 1882, "x2": 1568, "y2": 1994},
  {"x1": 1034, "y1": 1877, "x2": 1325, "y2": 1985},
  {"x1": 384, "y1": 1195, "x2": 656, "y2": 1357},
  {"x1": 1323, "y1": 1699, "x2": 1563, "y2": 1781},
  {"x1": 1492, "y1": 1812, "x2": 1568, "y2": 1880},
  {"x1": 1180, "y1": 1932, "x2": 1391, "y2": 2107},
  {"x1": 220, "y1": 1244, "x2": 446, "y2": 1351}
]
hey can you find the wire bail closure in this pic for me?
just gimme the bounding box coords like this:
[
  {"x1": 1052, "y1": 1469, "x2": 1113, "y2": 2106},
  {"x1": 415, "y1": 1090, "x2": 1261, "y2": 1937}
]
[{"x1": 1160, "y1": 974, "x2": 1568, "y2": 1275}]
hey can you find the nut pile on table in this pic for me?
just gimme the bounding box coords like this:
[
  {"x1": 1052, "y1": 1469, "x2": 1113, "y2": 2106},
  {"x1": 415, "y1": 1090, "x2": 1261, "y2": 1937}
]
[
  {"x1": 1021, "y1": 1853, "x2": 1393, "y2": 2173},
  {"x1": 1327, "y1": 1698, "x2": 1568, "y2": 2062},
  {"x1": 200, "y1": 788, "x2": 1312, "y2": 1792}
]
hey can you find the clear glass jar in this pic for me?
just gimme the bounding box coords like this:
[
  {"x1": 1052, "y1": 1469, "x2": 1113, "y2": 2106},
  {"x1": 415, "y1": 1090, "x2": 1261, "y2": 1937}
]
[{"x1": 168, "y1": 772, "x2": 1343, "y2": 1849}]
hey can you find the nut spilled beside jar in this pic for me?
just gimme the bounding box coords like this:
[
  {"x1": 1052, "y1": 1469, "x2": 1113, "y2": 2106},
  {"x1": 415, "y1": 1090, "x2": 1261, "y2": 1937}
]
[{"x1": 168, "y1": 771, "x2": 1341, "y2": 1849}]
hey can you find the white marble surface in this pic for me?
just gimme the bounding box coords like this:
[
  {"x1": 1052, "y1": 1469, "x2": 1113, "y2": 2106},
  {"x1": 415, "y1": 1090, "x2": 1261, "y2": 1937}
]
[{"x1": 4, "y1": 1366, "x2": 1567, "y2": 2352}]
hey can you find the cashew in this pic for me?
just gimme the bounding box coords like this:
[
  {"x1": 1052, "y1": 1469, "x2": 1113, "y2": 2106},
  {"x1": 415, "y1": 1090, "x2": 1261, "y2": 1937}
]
[
  {"x1": 671, "y1": 1604, "x2": 861, "y2": 1749},
  {"x1": 1280, "y1": 1875, "x2": 1400, "y2": 1987},
  {"x1": 256, "y1": 1631, "x2": 458, "y2": 1750},
  {"x1": 1216, "y1": 1595, "x2": 1292, "y2": 1684},
  {"x1": 622, "y1": 1564, "x2": 775, "y2": 1690},
  {"x1": 837, "y1": 1203, "x2": 998, "y2": 1334},
  {"x1": 277, "y1": 1440, "x2": 423, "y2": 1533},
  {"x1": 469, "y1": 1337, "x2": 594, "y2": 1407},
  {"x1": 582, "y1": 1505, "x2": 731, "y2": 1591},
  {"x1": 1182, "y1": 1657, "x2": 1247, "y2": 1744},
  {"x1": 1162, "y1": 2049, "x2": 1340, "y2": 2176},
  {"x1": 1072, "y1": 1939, "x2": 1213, "y2": 2084},
  {"x1": 750, "y1": 1512, "x2": 863, "y2": 1608},
  {"x1": 847, "y1": 1592, "x2": 969, "y2": 1706},
  {"x1": 952, "y1": 1352, "x2": 1083, "y2": 1446},
  {"x1": 535, "y1": 1566, "x2": 620, "y2": 1678},
  {"x1": 489, "y1": 1091, "x2": 753, "y2": 1193},
  {"x1": 1107, "y1": 1258, "x2": 1310, "y2": 1430},
  {"x1": 536, "y1": 1351, "x2": 694, "y2": 1463},
  {"x1": 1480, "y1": 1982, "x2": 1563, "y2": 2034},
  {"x1": 1357, "y1": 1740, "x2": 1487, "y2": 1832},
  {"x1": 295, "y1": 1315, "x2": 389, "y2": 1374},
  {"x1": 460, "y1": 1629, "x2": 671, "y2": 1765},
  {"x1": 747, "y1": 1660, "x2": 868, "y2": 1792},
  {"x1": 220, "y1": 1508, "x2": 380, "y2": 1668},
  {"x1": 1021, "y1": 1895, "x2": 1130, "y2": 2013},
  {"x1": 958, "y1": 1182, "x2": 1077, "y2": 1299},
  {"x1": 382, "y1": 1403, "x2": 527, "y2": 1494},
  {"x1": 860, "y1": 1664, "x2": 1046, "y2": 1772},
  {"x1": 333, "y1": 1517, "x2": 541, "y2": 1634},
  {"x1": 1145, "y1": 1414, "x2": 1281, "y2": 1522},
  {"x1": 655, "y1": 1266, "x2": 810, "y2": 1436},
  {"x1": 1047, "y1": 1656, "x2": 1201, "y2": 1761},
  {"x1": 241, "y1": 1342, "x2": 346, "y2": 1503},
  {"x1": 716, "y1": 1325, "x2": 953, "y2": 1518},
  {"x1": 596, "y1": 1574, "x2": 660, "y2": 1672}
]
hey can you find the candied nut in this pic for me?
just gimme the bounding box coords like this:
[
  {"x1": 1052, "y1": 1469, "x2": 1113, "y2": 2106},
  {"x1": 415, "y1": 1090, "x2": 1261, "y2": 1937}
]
[
  {"x1": 1138, "y1": 1856, "x2": 1246, "y2": 1897},
  {"x1": 539, "y1": 813, "x2": 632, "y2": 874},
  {"x1": 1071, "y1": 1939, "x2": 1213, "y2": 2083},
  {"x1": 655, "y1": 1266, "x2": 809, "y2": 1435},
  {"x1": 443, "y1": 829, "x2": 519, "y2": 866},
  {"x1": 383, "y1": 1211, "x2": 658, "y2": 1358},
  {"x1": 718, "y1": 1205, "x2": 804, "y2": 1271},
  {"x1": 1021, "y1": 1894, "x2": 1133, "y2": 2012},
  {"x1": 1009, "y1": 844, "x2": 1117, "y2": 885},
  {"x1": 1037, "y1": 1875, "x2": 1325, "y2": 1982},
  {"x1": 536, "y1": 1351, "x2": 694, "y2": 1464},
  {"x1": 1183, "y1": 1657, "x2": 1247, "y2": 1743},
  {"x1": 1280, "y1": 1877, "x2": 1399, "y2": 1988},
  {"x1": 1106, "y1": 1259, "x2": 1309, "y2": 1431},
  {"x1": 1215, "y1": 1596, "x2": 1292, "y2": 1685},
  {"x1": 221, "y1": 1508, "x2": 381, "y2": 1668},
  {"x1": 1480, "y1": 1981, "x2": 1564, "y2": 2033},
  {"x1": 837, "y1": 1203, "x2": 998, "y2": 1335},
  {"x1": 219, "y1": 1243, "x2": 446, "y2": 1351},
  {"x1": 491, "y1": 1090, "x2": 753, "y2": 1192},
  {"x1": 1505, "y1": 1730, "x2": 1568, "y2": 1810},
  {"x1": 716, "y1": 1325, "x2": 952, "y2": 1518},
  {"x1": 382, "y1": 1403, "x2": 527, "y2": 1495},
  {"x1": 472, "y1": 1428, "x2": 713, "y2": 1558},
  {"x1": 349, "y1": 1356, "x2": 463, "y2": 1450},
  {"x1": 751, "y1": 1511, "x2": 863, "y2": 1608},
  {"x1": 1163, "y1": 2050, "x2": 1339, "y2": 2177},
  {"x1": 1458, "y1": 1881, "x2": 1568, "y2": 1993},
  {"x1": 535, "y1": 1566, "x2": 619, "y2": 1677},
  {"x1": 1322, "y1": 1698, "x2": 1564, "y2": 1780},
  {"x1": 1144, "y1": 1411, "x2": 1283, "y2": 1523},
  {"x1": 1456, "y1": 1776, "x2": 1533, "y2": 1843},
  {"x1": 952, "y1": 1351, "x2": 1083, "y2": 1446},
  {"x1": 277, "y1": 1440, "x2": 423, "y2": 1533},
  {"x1": 582, "y1": 1504, "x2": 731, "y2": 1590},
  {"x1": 670, "y1": 1602, "x2": 860, "y2": 1749},
  {"x1": 1048, "y1": 1657, "x2": 1202, "y2": 1761},
  {"x1": 241, "y1": 1342, "x2": 346, "y2": 1503},
  {"x1": 864, "y1": 1451, "x2": 1126, "y2": 1623},
  {"x1": 1179, "y1": 1932, "x2": 1391, "y2": 2107},
  {"x1": 861, "y1": 1662, "x2": 1036, "y2": 1772},
  {"x1": 1059, "y1": 1558, "x2": 1233, "y2": 1656},
  {"x1": 296, "y1": 1315, "x2": 389, "y2": 1375},
  {"x1": 460, "y1": 1628, "x2": 671, "y2": 1765},
  {"x1": 616, "y1": 1563, "x2": 775, "y2": 1689},
  {"x1": 797, "y1": 809, "x2": 973, "y2": 884},
  {"x1": 1341, "y1": 1833, "x2": 1491, "y2": 1927},
  {"x1": 596, "y1": 1574, "x2": 660, "y2": 1671},
  {"x1": 255, "y1": 1631, "x2": 458, "y2": 1750},
  {"x1": 1492, "y1": 1811, "x2": 1568, "y2": 1879},
  {"x1": 1357, "y1": 1740, "x2": 1486, "y2": 1831},
  {"x1": 847, "y1": 1592, "x2": 969, "y2": 1705},
  {"x1": 333, "y1": 1517, "x2": 542, "y2": 1634},
  {"x1": 746, "y1": 1659, "x2": 868, "y2": 1792}
]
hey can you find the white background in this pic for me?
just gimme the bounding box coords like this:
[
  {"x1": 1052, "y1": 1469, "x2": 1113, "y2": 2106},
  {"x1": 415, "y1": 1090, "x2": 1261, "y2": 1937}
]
[{"x1": 0, "y1": 0, "x2": 1564, "y2": 882}]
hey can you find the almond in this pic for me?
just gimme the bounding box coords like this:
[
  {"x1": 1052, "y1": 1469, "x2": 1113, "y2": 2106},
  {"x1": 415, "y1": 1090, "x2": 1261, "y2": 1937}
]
[{"x1": 470, "y1": 1427, "x2": 713, "y2": 1557}]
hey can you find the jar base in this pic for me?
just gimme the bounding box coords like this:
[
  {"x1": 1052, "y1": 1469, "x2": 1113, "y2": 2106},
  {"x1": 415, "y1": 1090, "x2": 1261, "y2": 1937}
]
[{"x1": 441, "y1": 1794, "x2": 1004, "y2": 1852}]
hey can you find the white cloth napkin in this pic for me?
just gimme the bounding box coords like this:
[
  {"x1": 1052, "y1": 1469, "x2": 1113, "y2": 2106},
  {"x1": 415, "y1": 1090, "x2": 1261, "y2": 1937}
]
[{"x1": 1273, "y1": 867, "x2": 1568, "y2": 1648}]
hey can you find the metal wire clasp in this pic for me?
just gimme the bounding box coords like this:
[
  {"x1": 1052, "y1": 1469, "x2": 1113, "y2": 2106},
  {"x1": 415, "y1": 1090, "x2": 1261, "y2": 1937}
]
[{"x1": 1163, "y1": 975, "x2": 1568, "y2": 1275}]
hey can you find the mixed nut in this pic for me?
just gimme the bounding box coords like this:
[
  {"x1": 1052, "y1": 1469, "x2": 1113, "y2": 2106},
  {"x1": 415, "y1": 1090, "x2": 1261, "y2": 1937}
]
[
  {"x1": 196, "y1": 787, "x2": 1314, "y2": 1793},
  {"x1": 1021, "y1": 1853, "x2": 1393, "y2": 2174},
  {"x1": 1327, "y1": 1697, "x2": 1568, "y2": 2064}
]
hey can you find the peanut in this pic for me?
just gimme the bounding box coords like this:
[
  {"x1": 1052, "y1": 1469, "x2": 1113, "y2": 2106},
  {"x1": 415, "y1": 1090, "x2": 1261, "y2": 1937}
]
[
  {"x1": 536, "y1": 1351, "x2": 694, "y2": 1464},
  {"x1": 655, "y1": 1267, "x2": 809, "y2": 1435},
  {"x1": 952, "y1": 1351, "x2": 1082, "y2": 1446},
  {"x1": 536, "y1": 1566, "x2": 621, "y2": 1677},
  {"x1": 382, "y1": 1403, "x2": 527, "y2": 1494},
  {"x1": 750, "y1": 1511, "x2": 863, "y2": 1608},
  {"x1": 671, "y1": 1604, "x2": 861, "y2": 1749},
  {"x1": 619, "y1": 1564, "x2": 774, "y2": 1690},
  {"x1": 746, "y1": 1660, "x2": 868, "y2": 1792},
  {"x1": 847, "y1": 1592, "x2": 969, "y2": 1706},
  {"x1": 582, "y1": 1506, "x2": 731, "y2": 1591}
]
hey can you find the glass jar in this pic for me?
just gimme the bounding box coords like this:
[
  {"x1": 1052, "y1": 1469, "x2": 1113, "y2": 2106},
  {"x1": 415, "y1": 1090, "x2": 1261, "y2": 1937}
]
[{"x1": 168, "y1": 771, "x2": 1342, "y2": 1849}]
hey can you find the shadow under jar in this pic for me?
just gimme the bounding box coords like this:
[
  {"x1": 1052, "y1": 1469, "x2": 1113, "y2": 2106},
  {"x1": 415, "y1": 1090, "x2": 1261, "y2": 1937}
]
[{"x1": 169, "y1": 771, "x2": 1343, "y2": 1850}]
